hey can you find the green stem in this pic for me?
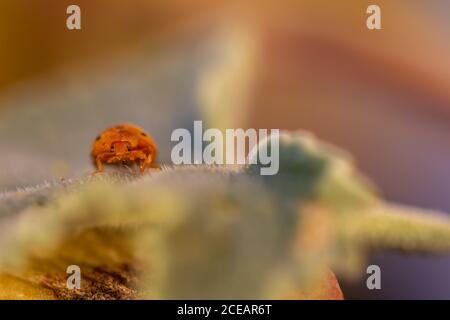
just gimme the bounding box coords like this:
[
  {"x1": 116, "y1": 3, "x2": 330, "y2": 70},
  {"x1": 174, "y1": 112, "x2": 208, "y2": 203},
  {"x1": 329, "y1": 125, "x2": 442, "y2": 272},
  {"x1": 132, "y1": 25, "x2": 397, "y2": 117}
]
[{"x1": 349, "y1": 204, "x2": 450, "y2": 253}]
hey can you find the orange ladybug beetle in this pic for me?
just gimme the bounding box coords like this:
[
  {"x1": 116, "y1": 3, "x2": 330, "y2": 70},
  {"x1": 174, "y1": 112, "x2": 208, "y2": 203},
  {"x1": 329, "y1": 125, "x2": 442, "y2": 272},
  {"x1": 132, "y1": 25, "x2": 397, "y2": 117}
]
[{"x1": 91, "y1": 124, "x2": 159, "y2": 173}]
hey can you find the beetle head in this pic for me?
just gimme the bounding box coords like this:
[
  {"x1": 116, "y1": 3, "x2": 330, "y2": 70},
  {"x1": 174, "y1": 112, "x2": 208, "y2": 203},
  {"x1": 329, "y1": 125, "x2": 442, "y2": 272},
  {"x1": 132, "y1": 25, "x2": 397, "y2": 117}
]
[{"x1": 111, "y1": 141, "x2": 132, "y2": 156}]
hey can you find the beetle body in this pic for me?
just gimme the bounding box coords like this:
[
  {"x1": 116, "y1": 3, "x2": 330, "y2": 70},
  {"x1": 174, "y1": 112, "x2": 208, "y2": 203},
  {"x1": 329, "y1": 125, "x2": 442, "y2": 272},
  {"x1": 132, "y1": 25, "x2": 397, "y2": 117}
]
[{"x1": 91, "y1": 124, "x2": 158, "y2": 173}]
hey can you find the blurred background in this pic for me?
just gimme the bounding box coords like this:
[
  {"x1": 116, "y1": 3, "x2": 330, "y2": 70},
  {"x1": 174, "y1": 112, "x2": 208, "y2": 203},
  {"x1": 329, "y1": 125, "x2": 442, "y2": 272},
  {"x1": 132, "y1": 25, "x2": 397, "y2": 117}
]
[{"x1": 0, "y1": 0, "x2": 450, "y2": 299}]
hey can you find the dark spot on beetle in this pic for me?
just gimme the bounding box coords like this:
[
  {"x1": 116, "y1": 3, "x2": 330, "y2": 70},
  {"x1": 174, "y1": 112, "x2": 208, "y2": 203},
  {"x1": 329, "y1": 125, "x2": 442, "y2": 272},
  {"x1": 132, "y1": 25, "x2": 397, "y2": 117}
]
[
  {"x1": 141, "y1": 132, "x2": 147, "y2": 136},
  {"x1": 36, "y1": 195, "x2": 47, "y2": 206},
  {"x1": 96, "y1": 135, "x2": 101, "y2": 141}
]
